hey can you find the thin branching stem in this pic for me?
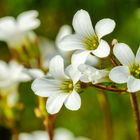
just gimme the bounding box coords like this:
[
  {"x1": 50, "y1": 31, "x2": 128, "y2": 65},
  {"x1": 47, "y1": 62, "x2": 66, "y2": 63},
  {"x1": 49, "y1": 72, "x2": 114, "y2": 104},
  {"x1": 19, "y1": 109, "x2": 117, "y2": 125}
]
[
  {"x1": 81, "y1": 82, "x2": 127, "y2": 94},
  {"x1": 92, "y1": 84, "x2": 126, "y2": 94}
]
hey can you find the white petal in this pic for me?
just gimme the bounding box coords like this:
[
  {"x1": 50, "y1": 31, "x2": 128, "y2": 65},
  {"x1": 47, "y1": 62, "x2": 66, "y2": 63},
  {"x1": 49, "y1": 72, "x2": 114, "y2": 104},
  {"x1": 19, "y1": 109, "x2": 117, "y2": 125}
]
[
  {"x1": 17, "y1": 74, "x2": 31, "y2": 82},
  {"x1": 0, "y1": 17, "x2": 16, "y2": 31},
  {"x1": 64, "y1": 90, "x2": 81, "y2": 110},
  {"x1": 78, "y1": 64, "x2": 108, "y2": 83},
  {"x1": 86, "y1": 54, "x2": 100, "y2": 66},
  {"x1": 95, "y1": 18, "x2": 116, "y2": 39},
  {"x1": 65, "y1": 65, "x2": 81, "y2": 84},
  {"x1": 56, "y1": 25, "x2": 72, "y2": 43},
  {"x1": 72, "y1": 50, "x2": 90, "y2": 69},
  {"x1": 0, "y1": 61, "x2": 8, "y2": 78},
  {"x1": 49, "y1": 55, "x2": 67, "y2": 80},
  {"x1": 17, "y1": 10, "x2": 40, "y2": 31},
  {"x1": 72, "y1": 9, "x2": 94, "y2": 37},
  {"x1": 31, "y1": 78, "x2": 61, "y2": 97},
  {"x1": 54, "y1": 128, "x2": 74, "y2": 140},
  {"x1": 0, "y1": 17, "x2": 16, "y2": 41},
  {"x1": 79, "y1": 74, "x2": 90, "y2": 83},
  {"x1": 135, "y1": 46, "x2": 140, "y2": 64},
  {"x1": 18, "y1": 133, "x2": 33, "y2": 140},
  {"x1": 58, "y1": 34, "x2": 85, "y2": 51},
  {"x1": 113, "y1": 43, "x2": 135, "y2": 66},
  {"x1": 32, "y1": 131, "x2": 49, "y2": 140},
  {"x1": 127, "y1": 76, "x2": 140, "y2": 92},
  {"x1": 8, "y1": 61, "x2": 30, "y2": 82},
  {"x1": 39, "y1": 37, "x2": 57, "y2": 67},
  {"x1": 109, "y1": 66, "x2": 130, "y2": 83},
  {"x1": 24, "y1": 68, "x2": 44, "y2": 79},
  {"x1": 46, "y1": 93, "x2": 68, "y2": 114},
  {"x1": 92, "y1": 39, "x2": 110, "y2": 58}
]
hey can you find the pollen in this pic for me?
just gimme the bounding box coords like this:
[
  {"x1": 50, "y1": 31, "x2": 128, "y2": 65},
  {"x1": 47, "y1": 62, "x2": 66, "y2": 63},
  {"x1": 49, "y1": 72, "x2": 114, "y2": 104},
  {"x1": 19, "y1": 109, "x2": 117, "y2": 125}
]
[
  {"x1": 83, "y1": 35, "x2": 99, "y2": 50},
  {"x1": 68, "y1": 83, "x2": 73, "y2": 89},
  {"x1": 130, "y1": 65, "x2": 140, "y2": 79},
  {"x1": 60, "y1": 80, "x2": 73, "y2": 94}
]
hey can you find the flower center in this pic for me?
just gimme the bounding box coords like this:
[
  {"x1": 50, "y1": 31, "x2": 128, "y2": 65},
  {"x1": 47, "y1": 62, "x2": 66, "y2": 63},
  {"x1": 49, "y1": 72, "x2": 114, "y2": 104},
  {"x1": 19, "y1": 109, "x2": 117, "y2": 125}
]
[
  {"x1": 83, "y1": 35, "x2": 99, "y2": 50},
  {"x1": 60, "y1": 80, "x2": 73, "y2": 94},
  {"x1": 130, "y1": 65, "x2": 140, "y2": 79}
]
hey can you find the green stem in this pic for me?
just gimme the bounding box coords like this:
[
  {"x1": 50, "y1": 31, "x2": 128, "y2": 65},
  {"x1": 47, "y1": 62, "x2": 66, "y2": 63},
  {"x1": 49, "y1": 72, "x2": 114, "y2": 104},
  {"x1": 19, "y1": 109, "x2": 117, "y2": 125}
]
[
  {"x1": 97, "y1": 92, "x2": 113, "y2": 140},
  {"x1": 129, "y1": 93, "x2": 140, "y2": 140}
]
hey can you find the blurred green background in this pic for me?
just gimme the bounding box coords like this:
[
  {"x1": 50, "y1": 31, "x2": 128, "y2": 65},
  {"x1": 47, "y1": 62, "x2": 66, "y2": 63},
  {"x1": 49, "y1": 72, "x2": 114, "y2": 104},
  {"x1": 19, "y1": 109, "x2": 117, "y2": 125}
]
[{"x1": 0, "y1": 0, "x2": 140, "y2": 140}]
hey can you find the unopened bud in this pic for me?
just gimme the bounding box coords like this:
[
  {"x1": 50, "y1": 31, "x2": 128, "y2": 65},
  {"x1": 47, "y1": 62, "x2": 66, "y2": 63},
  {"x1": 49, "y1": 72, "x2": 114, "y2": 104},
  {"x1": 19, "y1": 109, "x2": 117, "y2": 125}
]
[{"x1": 111, "y1": 39, "x2": 118, "y2": 46}]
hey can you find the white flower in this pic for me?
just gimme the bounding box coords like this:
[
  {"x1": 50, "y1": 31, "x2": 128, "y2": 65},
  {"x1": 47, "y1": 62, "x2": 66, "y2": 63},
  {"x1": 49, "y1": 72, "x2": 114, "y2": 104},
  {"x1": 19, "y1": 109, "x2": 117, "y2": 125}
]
[
  {"x1": 79, "y1": 64, "x2": 109, "y2": 84},
  {"x1": 40, "y1": 25, "x2": 72, "y2": 68},
  {"x1": 109, "y1": 43, "x2": 140, "y2": 92},
  {"x1": 32, "y1": 55, "x2": 81, "y2": 114},
  {"x1": 18, "y1": 128, "x2": 91, "y2": 140},
  {"x1": 58, "y1": 9, "x2": 115, "y2": 66},
  {"x1": 0, "y1": 10, "x2": 40, "y2": 48},
  {"x1": 0, "y1": 60, "x2": 30, "y2": 89}
]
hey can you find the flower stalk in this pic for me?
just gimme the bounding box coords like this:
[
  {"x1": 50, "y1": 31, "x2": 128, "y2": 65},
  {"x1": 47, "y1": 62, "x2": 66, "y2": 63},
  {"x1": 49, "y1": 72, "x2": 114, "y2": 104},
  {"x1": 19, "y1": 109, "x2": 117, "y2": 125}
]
[
  {"x1": 129, "y1": 93, "x2": 140, "y2": 140},
  {"x1": 37, "y1": 96, "x2": 56, "y2": 140},
  {"x1": 97, "y1": 92, "x2": 113, "y2": 140}
]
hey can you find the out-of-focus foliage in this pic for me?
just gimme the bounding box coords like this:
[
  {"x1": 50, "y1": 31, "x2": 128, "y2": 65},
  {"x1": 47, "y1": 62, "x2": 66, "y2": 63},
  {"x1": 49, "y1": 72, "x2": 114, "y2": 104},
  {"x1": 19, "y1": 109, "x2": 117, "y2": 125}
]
[{"x1": 0, "y1": 0, "x2": 140, "y2": 140}]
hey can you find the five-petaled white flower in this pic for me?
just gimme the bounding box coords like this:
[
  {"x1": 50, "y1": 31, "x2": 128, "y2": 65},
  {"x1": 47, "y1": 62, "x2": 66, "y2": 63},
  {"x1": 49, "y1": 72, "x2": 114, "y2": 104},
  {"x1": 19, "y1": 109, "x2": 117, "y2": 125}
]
[
  {"x1": 109, "y1": 43, "x2": 140, "y2": 92},
  {"x1": 0, "y1": 10, "x2": 40, "y2": 48},
  {"x1": 58, "y1": 9, "x2": 116, "y2": 66},
  {"x1": 31, "y1": 55, "x2": 81, "y2": 114},
  {"x1": 79, "y1": 64, "x2": 109, "y2": 84}
]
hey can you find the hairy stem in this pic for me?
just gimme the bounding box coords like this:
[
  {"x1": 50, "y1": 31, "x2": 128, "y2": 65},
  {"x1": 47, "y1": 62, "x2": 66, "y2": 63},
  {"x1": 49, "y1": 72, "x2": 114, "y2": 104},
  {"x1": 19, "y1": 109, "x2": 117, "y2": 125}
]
[
  {"x1": 80, "y1": 82, "x2": 126, "y2": 94},
  {"x1": 92, "y1": 84, "x2": 126, "y2": 94},
  {"x1": 129, "y1": 93, "x2": 140, "y2": 140},
  {"x1": 97, "y1": 92, "x2": 113, "y2": 140}
]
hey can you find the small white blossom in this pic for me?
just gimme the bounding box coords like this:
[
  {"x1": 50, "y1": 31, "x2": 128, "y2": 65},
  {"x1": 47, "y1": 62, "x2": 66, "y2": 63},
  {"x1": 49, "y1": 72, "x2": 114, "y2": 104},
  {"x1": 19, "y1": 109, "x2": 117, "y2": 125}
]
[
  {"x1": 40, "y1": 25, "x2": 72, "y2": 67},
  {"x1": 0, "y1": 60, "x2": 31, "y2": 107},
  {"x1": 79, "y1": 64, "x2": 109, "y2": 84},
  {"x1": 32, "y1": 55, "x2": 81, "y2": 114},
  {"x1": 0, "y1": 60, "x2": 30, "y2": 89},
  {"x1": 109, "y1": 43, "x2": 140, "y2": 92},
  {"x1": 58, "y1": 9, "x2": 115, "y2": 66},
  {"x1": 0, "y1": 10, "x2": 40, "y2": 48}
]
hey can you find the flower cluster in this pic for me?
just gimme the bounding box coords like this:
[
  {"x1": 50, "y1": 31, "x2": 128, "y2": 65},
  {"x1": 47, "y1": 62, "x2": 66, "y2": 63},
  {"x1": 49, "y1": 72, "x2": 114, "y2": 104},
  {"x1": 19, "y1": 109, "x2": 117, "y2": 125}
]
[
  {"x1": 31, "y1": 9, "x2": 140, "y2": 115},
  {"x1": 0, "y1": 9, "x2": 138, "y2": 115},
  {"x1": 0, "y1": 8, "x2": 140, "y2": 140}
]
